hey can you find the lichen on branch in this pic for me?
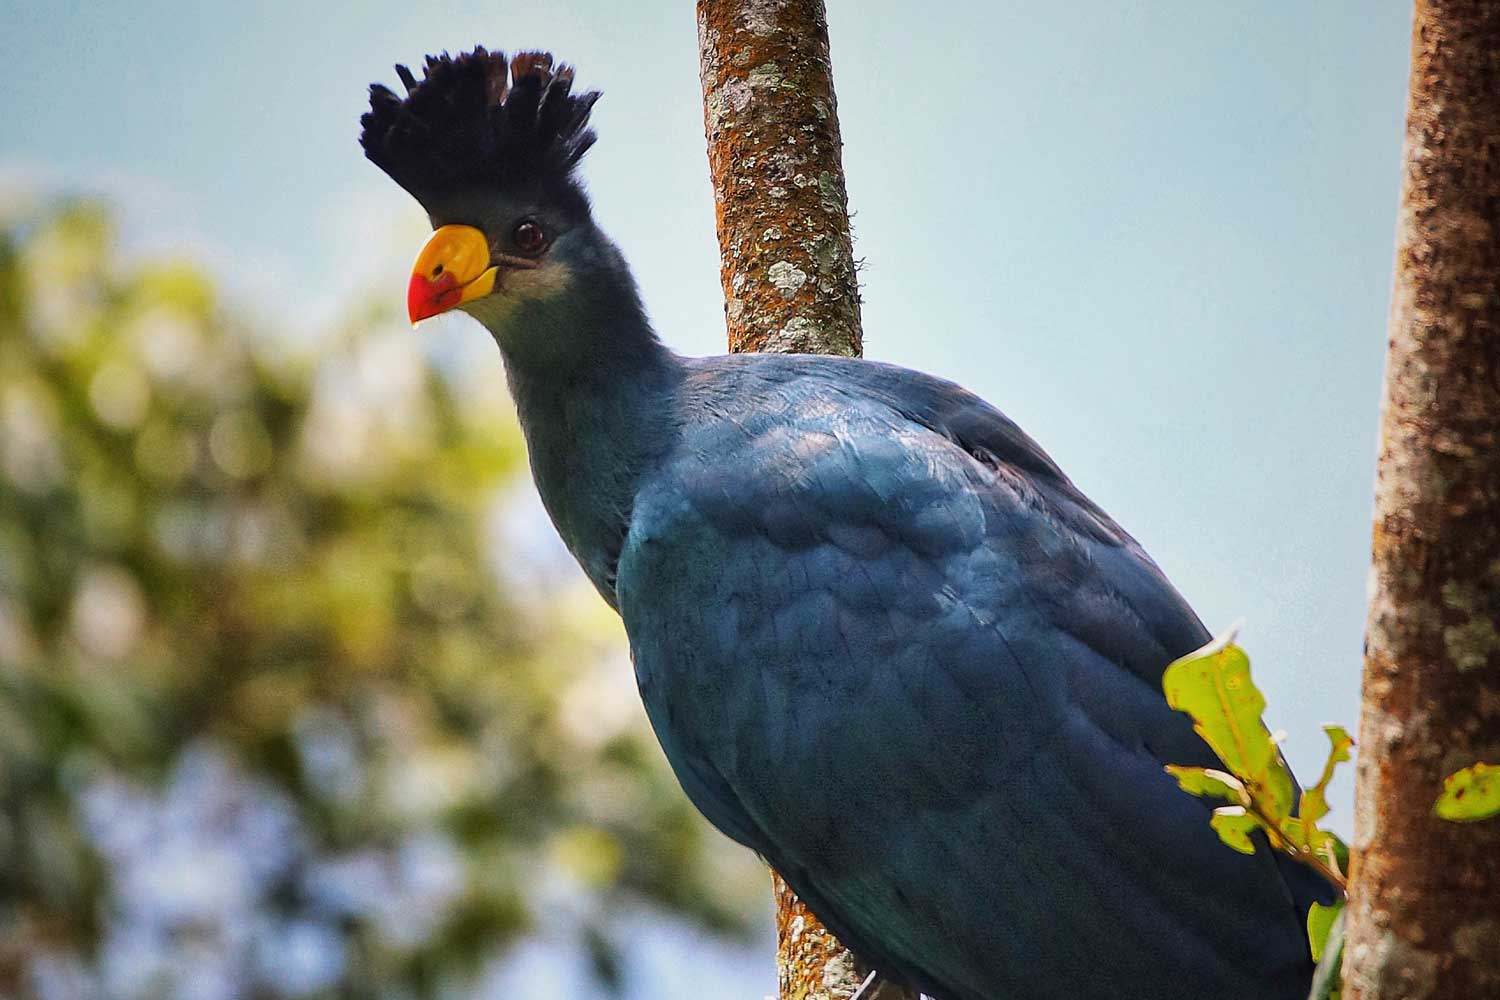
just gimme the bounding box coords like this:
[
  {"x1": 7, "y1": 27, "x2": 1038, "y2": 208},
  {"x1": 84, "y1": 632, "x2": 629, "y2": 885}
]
[{"x1": 697, "y1": 0, "x2": 862, "y2": 357}]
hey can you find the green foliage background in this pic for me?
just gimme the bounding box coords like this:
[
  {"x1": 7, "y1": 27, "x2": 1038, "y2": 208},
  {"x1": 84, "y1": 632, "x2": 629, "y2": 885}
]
[{"x1": 0, "y1": 202, "x2": 762, "y2": 999}]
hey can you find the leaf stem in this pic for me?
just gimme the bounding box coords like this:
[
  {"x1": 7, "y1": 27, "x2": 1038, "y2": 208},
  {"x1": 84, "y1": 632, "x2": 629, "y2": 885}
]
[{"x1": 1246, "y1": 799, "x2": 1348, "y2": 893}]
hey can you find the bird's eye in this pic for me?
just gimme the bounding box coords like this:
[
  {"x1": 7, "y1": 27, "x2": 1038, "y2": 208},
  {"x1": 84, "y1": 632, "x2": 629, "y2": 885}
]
[{"x1": 513, "y1": 220, "x2": 546, "y2": 254}]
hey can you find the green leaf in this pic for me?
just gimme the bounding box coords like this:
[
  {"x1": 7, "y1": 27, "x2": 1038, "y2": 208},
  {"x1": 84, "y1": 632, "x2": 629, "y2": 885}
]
[
  {"x1": 1307, "y1": 906, "x2": 1345, "y2": 1000},
  {"x1": 1164, "y1": 765, "x2": 1249, "y2": 804},
  {"x1": 1306, "y1": 900, "x2": 1342, "y2": 962},
  {"x1": 1300, "y1": 725, "x2": 1354, "y2": 830},
  {"x1": 1280, "y1": 725, "x2": 1355, "y2": 874},
  {"x1": 1434, "y1": 761, "x2": 1500, "y2": 822},
  {"x1": 1162, "y1": 627, "x2": 1296, "y2": 823},
  {"x1": 1209, "y1": 806, "x2": 1266, "y2": 855},
  {"x1": 1280, "y1": 816, "x2": 1306, "y2": 849}
]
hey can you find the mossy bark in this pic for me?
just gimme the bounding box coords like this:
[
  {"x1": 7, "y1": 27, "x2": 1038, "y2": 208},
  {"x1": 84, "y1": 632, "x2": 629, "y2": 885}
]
[
  {"x1": 697, "y1": 0, "x2": 862, "y2": 359},
  {"x1": 697, "y1": 3, "x2": 912, "y2": 998},
  {"x1": 1345, "y1": 2, "x2": 1500, "y2": 997}
]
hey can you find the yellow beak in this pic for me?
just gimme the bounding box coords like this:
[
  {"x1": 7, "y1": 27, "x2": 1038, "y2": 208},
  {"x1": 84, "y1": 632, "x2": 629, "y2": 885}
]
[{"x1": 407, "y1": 225, "x2": 498, "y2": 323}]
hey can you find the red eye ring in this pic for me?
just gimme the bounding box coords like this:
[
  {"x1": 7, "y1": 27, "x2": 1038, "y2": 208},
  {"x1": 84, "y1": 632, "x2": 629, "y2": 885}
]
[{"x1": 513, "y1": 220, "x2": 546, "y2": 254}]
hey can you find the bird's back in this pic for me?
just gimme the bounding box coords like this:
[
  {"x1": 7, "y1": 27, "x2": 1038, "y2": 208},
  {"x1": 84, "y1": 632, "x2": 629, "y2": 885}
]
[{"x1": 617, "y1": 353, "x2": 1332, "y2": 1000}]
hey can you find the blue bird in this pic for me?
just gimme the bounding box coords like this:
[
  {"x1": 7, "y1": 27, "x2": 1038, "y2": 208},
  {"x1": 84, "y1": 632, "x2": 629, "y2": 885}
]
[{"x1": 361, "y1": 49, "x2": 1335, "y2": 1000}]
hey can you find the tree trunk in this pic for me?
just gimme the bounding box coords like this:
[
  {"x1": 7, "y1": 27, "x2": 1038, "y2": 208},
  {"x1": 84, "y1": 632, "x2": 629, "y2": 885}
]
[
  {"x1": 1345, "y1": 2, "x2": 1500, "y2": 997},
  {"x1": 696, "y1": 0, "x2": 862, "y2": 359},
  {"x1": 696, "y1": 3, "x2": 912, "y2": 998}
]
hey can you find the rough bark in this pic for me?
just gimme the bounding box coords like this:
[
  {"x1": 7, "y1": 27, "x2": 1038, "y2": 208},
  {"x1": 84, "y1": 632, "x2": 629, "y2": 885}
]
[
  {"x1": 1344, "y1": 2, "x2": 1500, "y2": 997},
  {"x1": 697, "y1": 0, "x2": 862, "y2": 358},
  {"x1": 771, "y1": 872, "x2": 914, "y2": 1000},
  {"x1": 697, "y1": 3, "x2": 912, "y2": 999}
]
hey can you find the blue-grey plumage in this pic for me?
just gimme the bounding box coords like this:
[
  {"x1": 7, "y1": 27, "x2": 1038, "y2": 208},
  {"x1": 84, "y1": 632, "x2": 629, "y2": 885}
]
[
  {"x1": 614, "y1": 355, "x2": 1334, "y2": 1000},
  {"x1": 363, "y1": 48, "x2": 1337, "y2": 1000}
]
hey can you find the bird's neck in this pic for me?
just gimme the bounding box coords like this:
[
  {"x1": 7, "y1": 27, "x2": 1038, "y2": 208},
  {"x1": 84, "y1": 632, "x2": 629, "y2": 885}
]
[{"x1": 489, "y1": 266, "x2": 681, "y2": 605}]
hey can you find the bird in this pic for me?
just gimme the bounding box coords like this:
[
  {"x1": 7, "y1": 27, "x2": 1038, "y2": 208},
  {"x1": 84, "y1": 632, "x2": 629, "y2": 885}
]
[{"x1": 360, "y1": 47, "x2": 1336, "y2": 1000}]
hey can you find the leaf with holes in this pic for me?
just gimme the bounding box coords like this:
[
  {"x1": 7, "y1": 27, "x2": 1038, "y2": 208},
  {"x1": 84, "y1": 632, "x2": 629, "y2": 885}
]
[
  {"x1": 1434, "y1": 762, "x2": 1500, "y2": 823},
  {"x1": 1162, "y1": 627, "x2": 1295, "y2": 825},
  {"x1": 1281, "y1": 725, "x2": 1354, "y2": 874},
  {"x1": 1300, "y1": 725, "x2": 1353, "y2": 830}
]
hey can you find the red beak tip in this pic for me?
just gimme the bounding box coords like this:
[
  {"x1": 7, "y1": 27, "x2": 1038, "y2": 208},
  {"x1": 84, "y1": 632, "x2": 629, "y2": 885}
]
[{"x1": 407, "y1": 272, "x2": 457, "y2": 323}]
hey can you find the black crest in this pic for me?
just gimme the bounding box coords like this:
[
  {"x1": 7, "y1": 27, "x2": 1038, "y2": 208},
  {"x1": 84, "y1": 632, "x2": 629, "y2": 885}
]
[{"x1": 360, "y1": 47, "x2": 600, "y2": 210}]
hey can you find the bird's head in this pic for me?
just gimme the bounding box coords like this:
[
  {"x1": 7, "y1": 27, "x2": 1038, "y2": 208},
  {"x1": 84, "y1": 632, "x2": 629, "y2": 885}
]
[{"x1": 361, "y1": 48, "x2": 603, "y2": 333}]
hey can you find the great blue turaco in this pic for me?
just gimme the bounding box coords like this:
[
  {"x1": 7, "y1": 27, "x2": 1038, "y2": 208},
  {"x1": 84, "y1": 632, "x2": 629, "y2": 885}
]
[{"x1": 360, "y1": 47, "x2": 1336, "y2": 1000}]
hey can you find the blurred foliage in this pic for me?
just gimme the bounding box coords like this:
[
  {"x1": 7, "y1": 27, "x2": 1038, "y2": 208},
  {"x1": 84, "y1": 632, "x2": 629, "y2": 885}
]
[{"x1": 0, "y1": 201, "x2": 760, "y2": 1000}]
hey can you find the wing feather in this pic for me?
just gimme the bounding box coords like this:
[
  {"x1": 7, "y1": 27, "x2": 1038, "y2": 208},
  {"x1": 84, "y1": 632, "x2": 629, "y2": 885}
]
[{"x1": 617, "y1": 364, "x2": 1328, "y2": 1000}]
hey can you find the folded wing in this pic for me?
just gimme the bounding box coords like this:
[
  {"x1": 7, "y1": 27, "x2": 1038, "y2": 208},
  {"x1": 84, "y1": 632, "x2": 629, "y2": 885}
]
[{"x1": 617, "y1": 362, "x2": 1330, "y2": 1000}]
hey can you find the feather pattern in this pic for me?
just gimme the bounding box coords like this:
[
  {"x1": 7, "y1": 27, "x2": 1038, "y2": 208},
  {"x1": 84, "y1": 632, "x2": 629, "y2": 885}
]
[{"x1": 612, "y1": 355, "x2": 1336, "y2": 1000}]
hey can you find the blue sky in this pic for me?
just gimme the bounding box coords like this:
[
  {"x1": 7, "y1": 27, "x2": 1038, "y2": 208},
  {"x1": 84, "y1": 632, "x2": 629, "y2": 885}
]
[{"x1": 4, "y1": 0, "x2": 1414, "y2": 989}]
